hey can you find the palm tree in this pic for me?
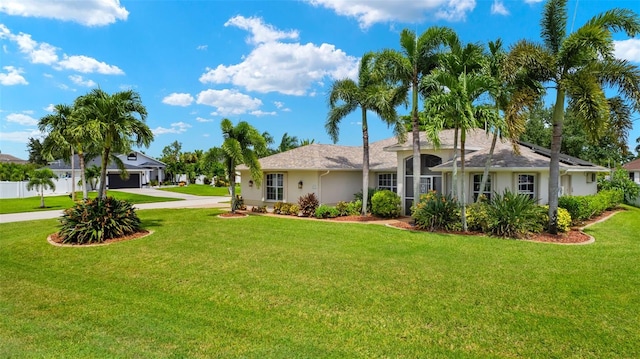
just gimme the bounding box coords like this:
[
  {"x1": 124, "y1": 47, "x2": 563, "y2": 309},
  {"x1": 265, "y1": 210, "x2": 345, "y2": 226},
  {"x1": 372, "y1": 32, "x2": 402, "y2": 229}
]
[
  {"x1": 506, "y1": 0, "x2": 640, "y2": 233},
  {"x1": 376, "y1": 27, "x2": 456, "y2": 209},
  {"x1": 278, "y1": 132, "x2": 299, "y2": 153},
  {"x1": 76, "y1": 89, "x2": 153, "y2": 199},
  {"x1": 84, "y1": 165, "x2": 101, "y2": 191},
  {"x1": 423, "y1": 39, "x2": 496, "y2": 231},
  {"x1": 299, "y1": 138, "x2": 316, "y2": 146},
  {"x1": 26, "y1": 168, "x2": 58, "y2": 208},
  {"x1": 326, "y1": 51, "x2": 406, "y2": 215},
  {"x1": 220, "y1": 118, "x2": 267, "y2": 213}
]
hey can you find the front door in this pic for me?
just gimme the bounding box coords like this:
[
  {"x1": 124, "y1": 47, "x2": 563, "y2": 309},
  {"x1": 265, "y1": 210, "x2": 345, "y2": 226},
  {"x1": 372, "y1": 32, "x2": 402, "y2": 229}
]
[{"x1": 404, "y1": 155, "x2": 443, "y2": 215}]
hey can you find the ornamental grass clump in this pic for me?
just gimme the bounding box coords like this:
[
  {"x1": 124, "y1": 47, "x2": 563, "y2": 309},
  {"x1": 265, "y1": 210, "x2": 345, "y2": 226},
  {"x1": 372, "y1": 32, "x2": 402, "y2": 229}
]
[
  {"x1": 485, "y1": 190, "x2": 542, "y2": 239},
  {"x1": 58, "y1": 197, "x2": 142, "y2": 244},
  {"x1": 412, "y1": 191, "x2": 460, "y2": 231}
]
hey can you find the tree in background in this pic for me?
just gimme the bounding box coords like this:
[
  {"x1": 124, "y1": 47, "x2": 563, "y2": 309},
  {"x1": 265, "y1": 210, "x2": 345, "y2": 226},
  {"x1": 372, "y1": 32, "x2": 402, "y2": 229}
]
[
  {"x1": 326, "y1": 51, "x2": 406, "y2": 215},
  {"x1": 26, "y1": 168, "x2": 58, "y2": 208},
  {"x1": 160, "y1": 140, "x2": 182, "y2": 183},
  {"x1": 26, "y1": 138, "x2": 49, "y2": 166},
  {"x1": 220, "y1": 118, "x2": 266, "y2": 213},
  {"x1": 507, "y1": 0, "x2": 640, "y2": 234}
]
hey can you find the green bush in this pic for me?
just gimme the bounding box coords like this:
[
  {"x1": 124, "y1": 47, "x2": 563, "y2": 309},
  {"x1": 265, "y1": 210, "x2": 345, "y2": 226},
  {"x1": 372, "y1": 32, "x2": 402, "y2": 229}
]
[
  {"x1": 412, "y1": 191, "x2": 460, "y2": 231},
  {"x1": 315, "y1": 205, "x2": 339, "y2": 219},
  {"x1": 559, "y1": 189, "x2": 622, "y2": 225},
  {"x1": 251, "y1": 205, "x2": 267, "y2": 213},
  {"x1": 485, "y1": 190, "x2": 542, "y2": 239},
  {"x1": 354, "y1": 188, "x2": 378, "y2": 212},
  {"x1": 336, "y1": 200, "x2": 361, "y2": 216},
  {"x1": 539, "y1": 206, "x2": 572, "y2": 233},
  {"x1": 466, "y1": 201, "x2": 490, "y2": 232},
  {"x1": 598, "y1": 189, "x2": 624, "y2": 210},
  {"x1": 58, "y1": 197, "x2": 142, "y2": 244},
  {"x1": 371, "y1": 190, "x2": 401, "y2": 218},
  {"x1": 274, "y1": 202, "x2": 291, "y2": 215},
  {"x1": 598, "y1": 168, "x2": 640, "y2": 205},
  {"x1": 298, "y1": 193, "x2": 319, "y2": 217}
]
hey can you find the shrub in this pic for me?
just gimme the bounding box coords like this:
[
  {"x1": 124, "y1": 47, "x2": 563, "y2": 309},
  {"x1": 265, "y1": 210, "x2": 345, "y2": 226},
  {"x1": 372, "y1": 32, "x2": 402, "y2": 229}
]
[
  {"x1": 466, "y1": 201, "x2": 490, "y2": 232},
  {"x1": 58, "y1": 197, "x2": 142, "y2": 244},
  {"x1": 371, "y1": 190, "x2": 401, "y2": 218},
  {"x1": 484, "y1": 190, "x2": 542, "y2": 238},
  {"x1": 298, "y1": 193, "x2": 319, "y2": 217},
  {"x1": 251, "y1": 205, "x2": 267, "y2": 213},
  {"x1": 538, "y1": 206, "x2": 572, "y2": 233},
  {"x1": 597, "y1": 189, "x2": 624, "y2": 210},
  {"x1": 273, "y1": 202, "x2": 286, "y2": 214},
  {"x1": 336, "y1": 200, "x2": 361, "y2": 216},
  {"x1": 315, "y1": 205, "x2": 340, "y2": 219},
  {"x1": 412, "y1": 191, "x2": 460, "y2": 231},
  {"x1": 354, "y1": 188, "x2": 378, "y2": 212},
  {"x1": 287, "y1": 204, "x2": 300, "y2": 216},
  {"x1": 598, "y1": 168, "x2": 640, "y2": 205},
  {"x1": 203, "y1": 177, "x2": 211, "y2": 185},
  {"x1": 559, "y1": 189, "x2": 622, "y2": 225}
]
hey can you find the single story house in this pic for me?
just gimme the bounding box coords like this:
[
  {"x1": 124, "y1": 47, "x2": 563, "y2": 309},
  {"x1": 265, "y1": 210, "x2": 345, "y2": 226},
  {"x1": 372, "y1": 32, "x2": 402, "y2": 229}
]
[
  {"x1": 48, "y1": 151, "x2": 166, "y2": 189},
  {"x1": 623, "y1": 158, "x2": 640, "y2": 185},
  {"x1": 238, "y1": 129, "x2": 609, "y2": 215},
  {"x1": 0, "y1": 154, "x2": 28, "y2": 164}
]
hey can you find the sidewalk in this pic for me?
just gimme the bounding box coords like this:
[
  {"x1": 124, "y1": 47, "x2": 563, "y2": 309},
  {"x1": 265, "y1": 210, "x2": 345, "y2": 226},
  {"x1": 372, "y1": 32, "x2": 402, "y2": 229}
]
[{"x1": 0, "y1": 188, "x2": 230, "y2": 224}]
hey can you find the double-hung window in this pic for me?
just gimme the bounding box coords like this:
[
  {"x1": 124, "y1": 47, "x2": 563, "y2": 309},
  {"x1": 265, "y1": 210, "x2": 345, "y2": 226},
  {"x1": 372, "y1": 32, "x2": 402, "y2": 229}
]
[
  {"x1": 517, "y1": 174, "x2": 536, "y2": 199},
  {"x1": 472, "y1": 174, "x2": 492, "y2": 201},
  {"x1": 377, "y1": 173, "x2": 397, "y2": 192},
  {"x1": 266, "y1": 173, "x2": 284, "y2": 201}
]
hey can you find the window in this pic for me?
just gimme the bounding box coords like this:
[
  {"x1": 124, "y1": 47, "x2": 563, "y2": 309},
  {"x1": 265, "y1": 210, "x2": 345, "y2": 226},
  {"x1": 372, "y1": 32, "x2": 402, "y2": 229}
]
[
  {"x1": 266, "y1": 173, "x2": 284, "y2": 201},
  {"x1": 472, "y1": 174, "x2": 492, "y2": 201},
  {"x1": 377, "y1": 173, "x2": 397, "y2": 192},
  {"x1": 517, "y1": 174, "x2": 536, "y2": 199}
]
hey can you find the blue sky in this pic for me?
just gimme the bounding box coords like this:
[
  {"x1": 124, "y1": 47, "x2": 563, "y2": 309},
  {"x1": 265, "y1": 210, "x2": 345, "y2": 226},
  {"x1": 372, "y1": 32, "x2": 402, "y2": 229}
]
[{"x1": 1, "y1": 0, "x2": 639, "y2": 160}]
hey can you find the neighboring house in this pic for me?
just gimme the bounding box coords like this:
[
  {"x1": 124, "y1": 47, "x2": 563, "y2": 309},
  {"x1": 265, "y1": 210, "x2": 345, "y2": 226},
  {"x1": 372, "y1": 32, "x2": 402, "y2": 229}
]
[
  {"x1": 239, "y1": 129, "x2": 608, "y2": 215},
  {"x1": 623, "y1": 158, "x2": 640, "y2": 184},
  {"x1": 0, "y1": 154, "x2": 28, "y2": 164},
  {"x1": 48, "y1": 151, "x2": 166, "y2": 189}
]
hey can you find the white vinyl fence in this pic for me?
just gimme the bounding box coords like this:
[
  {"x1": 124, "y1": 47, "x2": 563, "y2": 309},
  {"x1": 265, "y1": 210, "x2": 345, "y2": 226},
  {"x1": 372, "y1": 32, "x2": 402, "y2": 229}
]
[{"x1": 0, "y1": 177, "x2": 82, "y2": 199}]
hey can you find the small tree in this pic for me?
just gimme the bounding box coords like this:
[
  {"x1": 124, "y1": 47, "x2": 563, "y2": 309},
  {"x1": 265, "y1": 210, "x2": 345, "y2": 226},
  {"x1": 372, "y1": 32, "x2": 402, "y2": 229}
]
[{"x1": 27, "y1": 168, "x2": 58, "y2": 208}]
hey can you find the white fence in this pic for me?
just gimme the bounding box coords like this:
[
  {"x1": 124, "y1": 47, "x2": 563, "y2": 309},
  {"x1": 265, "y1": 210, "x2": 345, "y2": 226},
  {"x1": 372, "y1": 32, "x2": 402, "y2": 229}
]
[{"x1": 0, "y1": 177, "x2": 83, "y2": 199}]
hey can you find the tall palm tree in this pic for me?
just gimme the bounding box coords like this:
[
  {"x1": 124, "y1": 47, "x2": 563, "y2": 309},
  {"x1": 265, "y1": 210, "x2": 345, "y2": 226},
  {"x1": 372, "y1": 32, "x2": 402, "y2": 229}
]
[
  {"x1": 26, "y1": 168, "x2": 58, "y2": 208},
  {"x1": 376, "y1": 27, "x2": 456, "y2": 209},
  {"x1": 506, "y1": 0, "x2": 640, "y2": 233},
  {"x1": 278, "y1": 132, "x2": 299, "y2": 153},
  {"x1": 326, "y1": 51, "x2": 406, "y2": 215},
  {"x1": 220, "y1": 118, "x2": 267, "y2": 213},
  {"x1": 423, "y1": 39, "x2": 496, "y2": 231},
  {"x1": 76, "y1": 89, "x2": 153, "y2": 199}
]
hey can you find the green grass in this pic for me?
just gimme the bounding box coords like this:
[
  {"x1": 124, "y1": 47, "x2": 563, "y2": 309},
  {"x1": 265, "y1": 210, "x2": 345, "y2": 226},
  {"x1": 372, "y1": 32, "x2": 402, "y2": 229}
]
[
  {"x1": 1, "y1": 206, "x2": 639, "y2": 358},
  {"x1": 158, "y1": 184, "x2": 236, "y2": 196},
  {"x1": 0, "y1": 191, "x2": 181, "y2": 215}
]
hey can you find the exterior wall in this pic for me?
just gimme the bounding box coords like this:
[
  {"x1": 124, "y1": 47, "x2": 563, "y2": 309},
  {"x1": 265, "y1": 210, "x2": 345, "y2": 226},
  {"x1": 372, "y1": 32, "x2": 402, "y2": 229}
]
[
  {"x1": 318, "y1": 171, "x2": 361, "y2": 205},
  {"x1": 570, "y1": 172, "x2": 598, "y2": 196}
]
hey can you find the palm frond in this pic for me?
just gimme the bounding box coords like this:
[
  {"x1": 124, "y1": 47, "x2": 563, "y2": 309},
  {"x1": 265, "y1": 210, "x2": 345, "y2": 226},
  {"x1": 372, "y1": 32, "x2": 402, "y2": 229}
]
[{"x1": 541, "y1": 0, "x2": 568, "y2": 54}]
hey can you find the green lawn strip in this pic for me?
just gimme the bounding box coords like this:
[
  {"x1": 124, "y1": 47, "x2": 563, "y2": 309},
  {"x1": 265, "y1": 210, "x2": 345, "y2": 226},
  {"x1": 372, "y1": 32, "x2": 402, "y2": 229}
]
[
  {"x1": 157, "y1": 184, "x2": 236, "y2": 196},
  {"x1": 0, "y1": 206, "x2": 639, "y2": 357},
  {"x1": 0, "y1": 191, "x2": 181, "y2": 215}
]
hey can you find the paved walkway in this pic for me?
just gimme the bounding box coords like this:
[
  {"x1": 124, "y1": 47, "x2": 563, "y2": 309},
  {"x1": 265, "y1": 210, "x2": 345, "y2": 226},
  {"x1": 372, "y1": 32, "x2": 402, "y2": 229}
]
[{"x1": 0, "y1": 188, "x2": 230, "y2": 224}]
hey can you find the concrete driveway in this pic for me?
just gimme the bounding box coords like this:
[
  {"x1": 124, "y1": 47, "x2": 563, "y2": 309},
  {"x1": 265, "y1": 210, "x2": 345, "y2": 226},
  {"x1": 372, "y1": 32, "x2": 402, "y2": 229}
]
[{"x1": 0, "y1": 187, "x2": 230, "y2": 224}]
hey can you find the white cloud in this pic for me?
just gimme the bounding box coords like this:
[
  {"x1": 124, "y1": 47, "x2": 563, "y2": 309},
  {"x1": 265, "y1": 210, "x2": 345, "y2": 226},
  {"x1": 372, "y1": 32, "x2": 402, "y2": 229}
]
[
  {"x1": 195, "y1": 117, "x2": 213, "y2": 123},
  {"x1": 491, "y1": 0, "x2": 509, "y2": 16},
  {"x1": 196, "y1": 45, "x2": 208, "y2": 51},
  {"x1": 200, "y1": 17, "x2": 358, "y2": 96},
  {"x1": 44, "y1": 103, "x2": 55, "y2": 112},
  {"x1": 0, "y1": 25, "x2": 123, "y2": 75},
  {"x1": 524, "y1": 0, "x2": 544, "y2": 3},
  {"x1": 196, "y1": 89, "x2": 262, "y2": 116},
  {"x1": 152, "y1": 122, "x2": 192, "y2": 135},
  {"x1": 0, "y1": 129, "x2": 42, "y2": 143},
  {"x1": 614, "y1": 39, "x2": 640, "y2": 63},
  {"x1": 69, "y1": 74, "x2": 96, "y2": 87},
  {"x1": 0, "y1": 66, "x2": 28, "y2": 85},
  {"x1": 6, "y1": 113, "x2": 38, "y2": 126},
  {"x1": 0, "y1": 0, "x2": 129, "y2": 26},
  {"x1": 274, "y1": 101, "x2": 291, "y2": 112},
  {"x1": 250, "y1": 110, "x2": 276, "y2": 116},
  {"x1": 305, "y1": 0, "x2": 475, "y2": 28},
  {"x1": 162, "y1": 93, "x2": 194, "y2": 106},
  {"x1": 57, "y1": 55, "x2": 124, "y2": 75},
  {"x1": 225, "y1": 15, "x2": 299, "y2": 45}
]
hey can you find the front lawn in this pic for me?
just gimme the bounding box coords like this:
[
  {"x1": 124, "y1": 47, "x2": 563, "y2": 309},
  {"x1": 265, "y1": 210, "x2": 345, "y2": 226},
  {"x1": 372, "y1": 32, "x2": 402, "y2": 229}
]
[
  {"x1": 0, "y1": 191, "x2": 181, "y2": 215},
  {"x1": 158, "y1": 184, "x2": 236, "y2": 196},
  {"x1": 1, "y1": 206, "x2": 638, "y2": 357}
]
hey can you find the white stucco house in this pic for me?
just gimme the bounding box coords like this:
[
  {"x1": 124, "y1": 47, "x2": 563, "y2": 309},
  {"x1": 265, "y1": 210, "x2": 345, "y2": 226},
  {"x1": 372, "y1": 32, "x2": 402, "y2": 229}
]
[
  {"x1": 238, "y1": 129, "x2": 608, "y2": 215},
  {"x1": 623, "y1": 158, "x2": 640, "y2": 185},
  {"x1": 48, "y1": 151, "x2": 166, "y2": 189}
]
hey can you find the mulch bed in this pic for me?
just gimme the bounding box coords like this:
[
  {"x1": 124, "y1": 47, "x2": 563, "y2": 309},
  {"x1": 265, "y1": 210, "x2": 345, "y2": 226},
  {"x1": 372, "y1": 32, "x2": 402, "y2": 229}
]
[
  {"x1": 48, "y1": 230, "x2": 151, "y2": 247},
  {"x1": 218, "y1": 212, "x2": 249, "y2": 218}
]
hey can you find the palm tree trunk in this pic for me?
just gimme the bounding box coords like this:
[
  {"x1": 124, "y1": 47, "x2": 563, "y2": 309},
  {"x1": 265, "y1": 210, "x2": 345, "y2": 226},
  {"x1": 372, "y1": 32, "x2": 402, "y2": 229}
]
[
  {"x1": 477, "y1": 132, "x2": 498, "y2": 203},
  {"x1": 460, "y1": 132, "x2": 467, "y2": 231},
  {"x1": 70, "y1": 146, "x2": 76, "y2": 201},
  {"x1": 361, "y1": 109, "x2": 369, "y2": 216},
  {"x1": 451, "y1": 128, "x2": 459, "y2": 197},
  {"x1": 40, "y1": 187, "x2": 45, "y2": 208},
  {"x1": 548, "y1": 88, "x2": 566, "y2": 235},
  {"x1": 98, "y1": 148, "x2": 110, "y2": 200},
  {"x1": 412, "y1": 77, "x2": 421, "y2": 211},
  {"x1": 228, "y1": 158, "x2": 236, "y2": 213},
  {"x1": 78, "y1": 151, "x2": 88, "y2": 200}
]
